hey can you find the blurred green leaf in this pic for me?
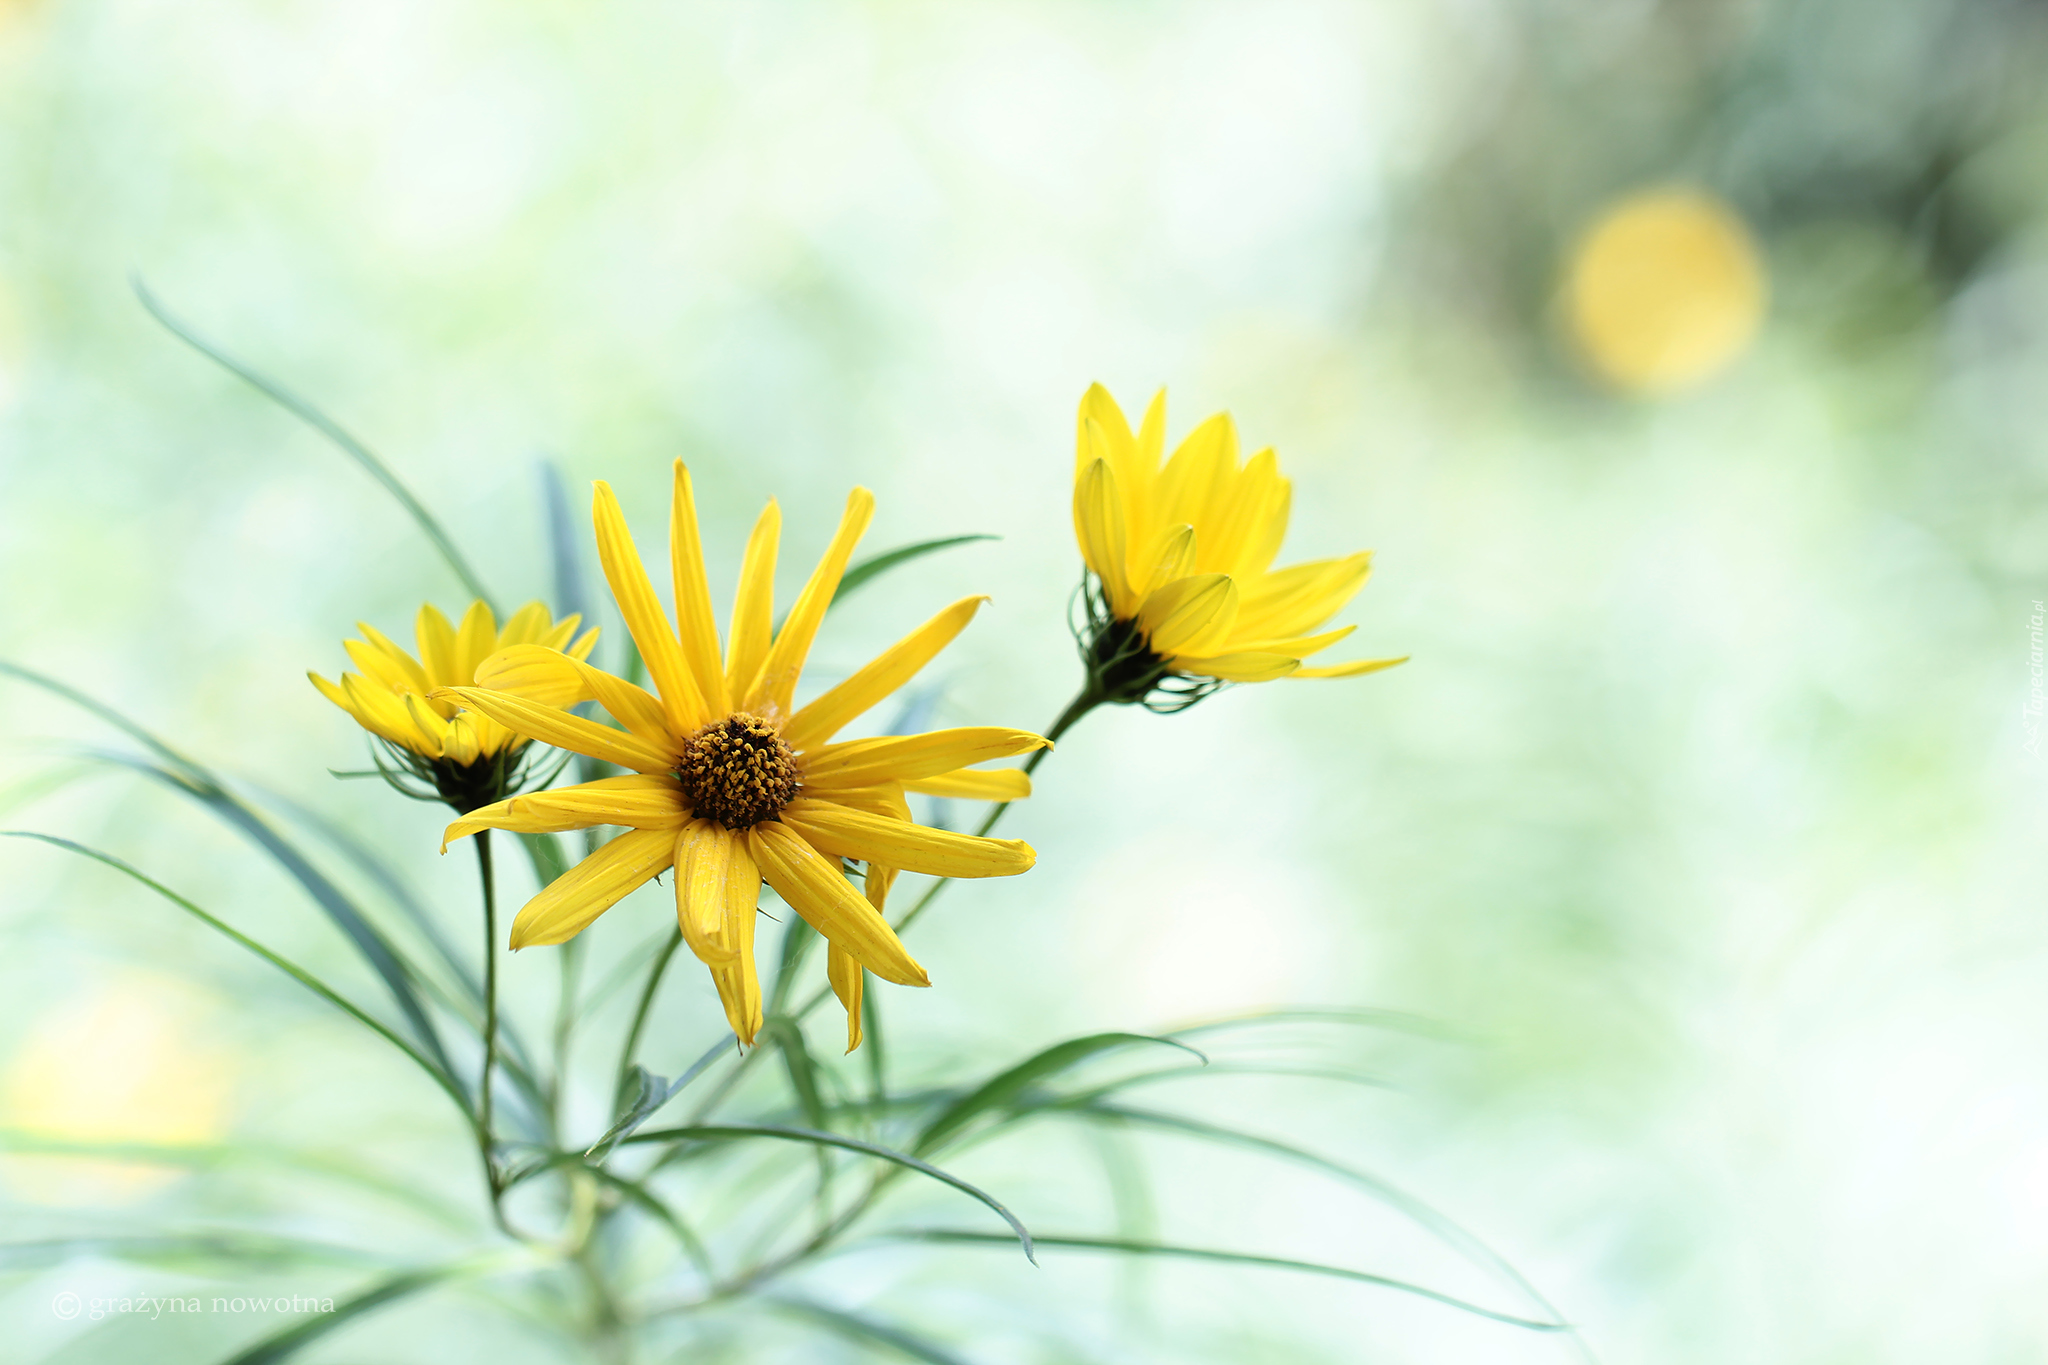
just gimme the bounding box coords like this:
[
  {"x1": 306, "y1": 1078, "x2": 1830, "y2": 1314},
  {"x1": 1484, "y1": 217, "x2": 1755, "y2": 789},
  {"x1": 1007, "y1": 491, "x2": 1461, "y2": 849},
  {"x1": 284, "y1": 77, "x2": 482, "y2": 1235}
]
[
  {"x1": 623, "y1": 1123, "x2": 1033, "y2": 1261},
  {"x1": 582, "y1": 1165, "x2": 714, "y2": 1278},
  {"x1": 0, "y1": 1234, "x2": 390, "y2": 1273},
  {"x1": 894, "y1": 1232, "x2": 1567, "y2": 1332},
  {"x1": 767, "y1": 1294, "x2": 979, "y2": 1365},
  {"x1": 834, "y1": 535, "x2": 997, "y2": 607},
  {"x1": 518, "y1": 830, "x2": 573, "y2": 889},
  {"x1": 584, "y1": 1034, "x2": 730, "y2": 1162},
  {"x1": 133, "y1": 278, "x2": 497, "y2": 612},
  {"x1": 912, "y1": 1033, "x2": 1204, "y2": 1157},
  {"x1": 222, "y1": 1264, "x2": 471, "y2": 1365},
  {"x1": 1, "y1": 832, "x2": 471, "y2": 1117},
  {"x1": 766, "y1": 1015, "x2": 829, "y2": 1133}
]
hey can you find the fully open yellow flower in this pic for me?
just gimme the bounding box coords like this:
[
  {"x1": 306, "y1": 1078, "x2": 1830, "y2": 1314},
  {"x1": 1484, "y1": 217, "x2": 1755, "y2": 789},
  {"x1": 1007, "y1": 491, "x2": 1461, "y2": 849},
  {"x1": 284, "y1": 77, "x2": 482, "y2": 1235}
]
[
  {"x1": 312, "y1": 601, "x2": 597, "y2": 764},
  {"x1": 438, "y1": 462, "x2": 1043, "y2": 1050},
  {"x1": 1071, "y1": 384, "x2": 1403, "y2": 701}
]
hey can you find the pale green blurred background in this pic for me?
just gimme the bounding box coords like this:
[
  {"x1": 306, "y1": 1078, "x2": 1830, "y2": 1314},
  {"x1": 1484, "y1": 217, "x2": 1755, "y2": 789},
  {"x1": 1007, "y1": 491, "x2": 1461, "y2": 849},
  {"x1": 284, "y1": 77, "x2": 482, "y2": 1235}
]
[{"x1": 5, "y1": 1, "x2": 2048, "y2": 1361}]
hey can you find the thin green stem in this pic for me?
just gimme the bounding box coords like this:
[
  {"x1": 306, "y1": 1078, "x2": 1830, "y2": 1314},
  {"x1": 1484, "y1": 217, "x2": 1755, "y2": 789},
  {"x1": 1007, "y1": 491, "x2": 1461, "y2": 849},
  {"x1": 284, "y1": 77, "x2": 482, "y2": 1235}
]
[
  {"x1": 474, "y1": 831, "x2": 511, "y2": 1235},
  {"x1": 552, "y1": 936, "x2": 584, "y2": 1131},
  {"x1": 615, "y1": 929, "x2": 685, "y2": 1108}
]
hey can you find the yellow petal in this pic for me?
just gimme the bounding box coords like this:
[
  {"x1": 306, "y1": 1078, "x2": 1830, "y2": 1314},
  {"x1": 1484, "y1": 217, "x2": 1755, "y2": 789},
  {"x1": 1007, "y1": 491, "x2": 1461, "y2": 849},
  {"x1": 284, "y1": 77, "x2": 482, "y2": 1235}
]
[
  {"x1": 568, "y1": 627, "x2": 601, "y2": 662},
  {"x1": 1234, "y1": 553, "x2": 1373, "y2": 640},
  {"x1": 709, "y1": 831, "x2": 764, "y2": 1044},
  {"x1": 434, "y1": 686, "x2": 676, "y2": 774},
  {"x1": 674, "y1": 820, "x2": 742, "y2": 965},
  {"x1": 442, "y1": 774, "x2": 689, "y2": 849},
  {"x1": 751, "y1": 486, "x2": 876, "y2": 717},
  {"x1": 1164, "y1": 651, "x2": 1302, "y2": 683},
  {"x1": 475, "y1": 645, "x2": 672, "y2": 749},
  {"x1": 1135, "y1": 523, "x2": 1198, "y2": 600},
  {"x1": 354, "y1": 623, "x2": 431, "y2": 693},
  {"x1": 343, "y1": 638, "x2": 421, "y2": 695},
  {"x1": 441, "y1": 714, "x2": 484, "y2": 765},
  {"x1": 1218, "y1": 624, "x2": 1355, "y2": 658},
  {"x1": 507, "y1": 827, "x2": 675, "y2": 949},
  {"x1": 1073, "y1": 455, "x2": 1135, "y2": 616},
  {"x1": 454, "y1": 600, "x2": 499, "y2": 686},
  {"x1": 1237, "y1": 470, "x2": 1293, "y2": 577},
  {"x1": 1196, "y1": 449, "x2": 1288, "y2": 577},
  {"x1": 340, "y1": 673, "x2": 434, "y2": 752},
  {"x1": 828, "y1": 943, "x2": 864, "y2": 1053},
  {"x1": 781, "y1": 798, "x2": 1035, "y2": 879},
  {"x1": 498, "y1": 601, "x2": 552, "y2": 648},
  {"x1": 747, "y1": 821, "x2": 927, "y2": 987},
  {"x1": 415, "y1": 604, "x2": 460, "y2": 690},
  {"x1": 781, "y1": 596, "x2": 987, "y2": 754},
  {"x1": 725, "y1": 500, "x2": 781, "y2": 706},
  {"x1": 1155, "y1": 411, "x2": 1237, "y2": 532},
  {"x1": 668, "y1": 461, "x2": 731, "y2": 718},
  {"x1": 1136, "y1": 574, "x2": 1238, "y2": 657},
  {"x1": 901, "y1": 767, "x2": 1032, "y2": 801},
  {"x1": 1290, "y1": 656, "x2": 1409, "y2": 679},
  {"x1": 1077, "y1": 385, "x2": 1157, "y2": 552},
  {"x1": 800, "y1": 727, "x2": 1050, "y2": 789},
  {"x1": 593, "y1": 479, "x2": 706, "y2": 731}
]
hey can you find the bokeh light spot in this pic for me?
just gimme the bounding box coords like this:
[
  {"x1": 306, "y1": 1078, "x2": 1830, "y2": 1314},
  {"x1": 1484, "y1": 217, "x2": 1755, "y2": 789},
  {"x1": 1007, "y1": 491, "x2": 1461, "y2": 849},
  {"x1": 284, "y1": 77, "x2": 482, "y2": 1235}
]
[{"x1": 1563, "y1": 188, "x2": 1768, "y2": 395}]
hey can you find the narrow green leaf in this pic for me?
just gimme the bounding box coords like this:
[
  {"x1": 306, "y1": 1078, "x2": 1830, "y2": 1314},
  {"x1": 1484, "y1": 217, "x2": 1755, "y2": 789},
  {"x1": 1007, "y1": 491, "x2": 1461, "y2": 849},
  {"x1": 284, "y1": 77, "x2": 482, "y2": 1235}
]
[
  {"x1": 1170, "y1": 1006, "x2": 1460, "y2": 1044},
  {"x1": 622, "y1": 1123, "x2": 1033, "y2": 1262},
  {"x1": 767, "y1": 1015, "x2": 829, "y2": 1133},
  {"x1": 221, "y1": 1264, "x2": 466, "y2": 1365},
  {"x1": 133, "y1": 277, "x2": 496, "y2": 611},
  {"x1": 912, "y1": 1033, "x2": 1204, "y2": 1157},
  {"x1": 862, "y1": 988, "x2": 887, "y2": 1108},
  {"x1": 833, "y1": 535, "x2": 997, "y2": 607},
  {"x1": 2, "y1": 832, "x2": 470, "y2": 1117},
  {"x1": 581, "y1": 1165, "x2": 715, "y2": 1279},
  {"x1": 768, "y1": 1294, "x2": 979, "y2": 1365},
  {"x1": 893, "y1": 1232, "x2": 1567, "y2": 1332},
  {"x1": 768, "y1": 908, "x2": 817, "y2": 1015},
  {"x1": 536, "y1": 457, "x2": 592, "y2": 628},
  {"x1": 517, "y1": 830, "x2": 572, "y2": 888},
  {"x1": 0, "y1": 1234, "x2": 388, "y2": 1273},
  {"x1": 584, "y1": 1035, "x2": 733, "y2": 1162}
]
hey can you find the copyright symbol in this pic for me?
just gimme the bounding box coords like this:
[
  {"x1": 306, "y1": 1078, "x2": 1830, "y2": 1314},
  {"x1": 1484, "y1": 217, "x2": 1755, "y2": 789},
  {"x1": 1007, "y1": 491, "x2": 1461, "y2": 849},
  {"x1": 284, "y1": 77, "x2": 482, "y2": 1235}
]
[{"x1": 52, "y1": 1290, "x2": 81, "y2": 1320}]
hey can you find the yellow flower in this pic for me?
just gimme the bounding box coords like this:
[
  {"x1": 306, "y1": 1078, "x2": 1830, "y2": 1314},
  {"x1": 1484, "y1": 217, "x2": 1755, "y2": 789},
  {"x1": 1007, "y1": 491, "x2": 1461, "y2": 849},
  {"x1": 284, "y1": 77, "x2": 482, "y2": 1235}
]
[
  {"x1": 312, "y1": 601, "x2": 597, "y2": 764},
  {"x1": 438, "y1": 462, "x2": 1043, "y2": 1050},
  {"x1": 1070, "y1": 384, "x2": 1404, "y2": 707}
]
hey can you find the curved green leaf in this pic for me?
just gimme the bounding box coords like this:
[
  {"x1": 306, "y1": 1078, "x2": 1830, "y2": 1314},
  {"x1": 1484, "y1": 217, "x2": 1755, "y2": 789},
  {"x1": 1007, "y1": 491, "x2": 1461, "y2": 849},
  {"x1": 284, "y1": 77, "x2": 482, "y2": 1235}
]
[
  {"x1": 831, "y1": 536, "x2": 998, "y2": 610},
  {"x1": 222, "y1": 1264, "x2": 469, "y2": 1365},
  {"x1": 912, "y1": 1033, "x2": 1205, "y2": 1157},
  {"x1": 892, "y1": 1231, "x2": 1567, "y2": 1333},
  {"x1": 2, "y1": 832, "x2": 469, "y2": 1116},
  {"x1": 133, "y1": 277, "x2": 495, "y2": 610},
  {"x1": 623, "y1": 1123, "x2": 1033, "y2": 1261}
]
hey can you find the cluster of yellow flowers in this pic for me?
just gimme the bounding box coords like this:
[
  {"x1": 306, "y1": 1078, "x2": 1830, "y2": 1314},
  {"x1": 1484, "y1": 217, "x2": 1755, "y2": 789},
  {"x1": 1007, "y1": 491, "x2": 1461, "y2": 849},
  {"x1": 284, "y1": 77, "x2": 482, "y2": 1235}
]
[{"x1": 313, "y1": 385, "x2": 1400, "y2": 1051}]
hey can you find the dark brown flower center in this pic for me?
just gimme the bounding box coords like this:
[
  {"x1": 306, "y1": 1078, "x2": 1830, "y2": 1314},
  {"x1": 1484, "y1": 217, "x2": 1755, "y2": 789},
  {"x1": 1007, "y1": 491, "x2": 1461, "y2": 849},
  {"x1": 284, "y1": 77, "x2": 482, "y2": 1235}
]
[{"x1": 675, "y1": 712, "x2": 798, "y2": 829}]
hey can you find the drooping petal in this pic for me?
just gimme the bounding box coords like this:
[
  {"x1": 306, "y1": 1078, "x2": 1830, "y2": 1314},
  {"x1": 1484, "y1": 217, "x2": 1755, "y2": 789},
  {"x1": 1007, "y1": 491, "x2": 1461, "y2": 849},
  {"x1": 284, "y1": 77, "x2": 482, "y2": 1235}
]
[
  {"x1": 781, "y1": 596, "x2": 987, "y2": 754},
  {"x1": 725, "y1": 500, "x2": 781, "y2": 707},
  {"x1": 668, "y1": 461, "x2": 731, "y2": 718},
  {"x1": 507, "y1": 827, "x2": 676, "y2": 949},
  {"x1": 828, "y1": 943, "x2": 864, "y2": 1053},
  {"x1": 1136, "y1": 573, "x2": 1238, "y2": 657},
  {"x1": 475, "y1": 645, "x2": 673, "y2": 748},
  {"x1": 748, "y1": 821, "x2": 927, "y2": 986},
  {"x1": 443, "y1": 774, "x2": 689, "y2": 849},
  {"x1": 901, "y1": 768, "x2": 1032, "y2": 801},
  {"x1": 781, "y1": 798, "x2": 1035, "y2": 879},
  {"x1": 454, "y1": 600, "x2": 499, "y2": 687},
  {"x1": 434, "y1": 686, "x2": 676, "y2": 773},
  {"x1": 1289, "y1": 656, "x2": 1409, "y2": 679},
  {"x1": 674, "y1": 820, "x2": 742, "y2": 965},
  {"x1": 708, "y1": 831, "x2": 764, "y2": 1045},
  {"x1": 593, "y1": 479, "x2": 706, "y2": 730},
  {"x1": 1162, "y1": 650, "x2": 1302, "y2": 682},
  {"x1": 1073, "y1": 454, "x2": 1135, "y2": 617},
  {"x1": 800, "y1": 728, "x2": 1050, "y2": 789},
  {"x1": 751, "y1": 486, "x2": 876, "y2": 717},
  {"x1": 415, "y1": 604, "x2": 460, "y2": 690}
]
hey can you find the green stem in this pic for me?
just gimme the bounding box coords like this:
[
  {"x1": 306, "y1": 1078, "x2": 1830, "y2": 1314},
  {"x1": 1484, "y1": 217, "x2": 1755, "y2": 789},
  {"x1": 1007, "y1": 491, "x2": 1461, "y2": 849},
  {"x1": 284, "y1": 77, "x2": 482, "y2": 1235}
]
[
  {"x1": 474, "y1": 831, "x2": 507, "y2": 1229},
  {"x1": 552, "y1": 936, "x2": 584, "y2": 1131},
  {"x1": 615, "y1": 928, "x2": 685, "y2": 1108}
]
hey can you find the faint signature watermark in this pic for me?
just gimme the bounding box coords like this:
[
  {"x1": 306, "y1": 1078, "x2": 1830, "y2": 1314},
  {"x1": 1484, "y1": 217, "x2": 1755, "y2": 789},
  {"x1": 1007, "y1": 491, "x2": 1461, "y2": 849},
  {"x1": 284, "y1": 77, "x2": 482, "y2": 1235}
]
[
  {"x1": 2026, "y1": 599, "x2": 2045, "y2": 760},
  {"x1": 50, "y1": 1290, "x2": 335, "y2": 1321}
]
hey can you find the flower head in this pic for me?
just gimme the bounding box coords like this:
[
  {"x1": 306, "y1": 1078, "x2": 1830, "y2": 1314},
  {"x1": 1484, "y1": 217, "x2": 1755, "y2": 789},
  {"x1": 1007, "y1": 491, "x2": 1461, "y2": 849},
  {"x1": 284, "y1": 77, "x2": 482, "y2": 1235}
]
[
  {"x1": 438, "y1": 462, "x2": 1043, "y2": 1050},
  {"x1": 1069, "y1": 384, "x2": 1404, "y2": 710},
  {"x1": 311, "y1": 601, "x2": 598, "y2": 811}
]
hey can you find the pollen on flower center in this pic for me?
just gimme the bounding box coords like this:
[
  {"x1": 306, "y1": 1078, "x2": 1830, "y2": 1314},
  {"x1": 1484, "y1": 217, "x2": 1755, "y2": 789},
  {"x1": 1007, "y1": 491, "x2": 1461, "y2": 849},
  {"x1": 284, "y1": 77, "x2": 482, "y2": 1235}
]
[{"x1": 676, "y1": 712, "x2": 799, "y2": 830}]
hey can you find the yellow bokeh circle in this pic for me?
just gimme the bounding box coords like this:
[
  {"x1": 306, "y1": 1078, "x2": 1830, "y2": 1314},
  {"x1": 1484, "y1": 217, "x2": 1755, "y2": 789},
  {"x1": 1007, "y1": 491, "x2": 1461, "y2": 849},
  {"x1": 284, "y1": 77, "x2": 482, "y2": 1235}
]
[{"x1": 1563, "y1": 188, "x2": 1767, "y2": 395}]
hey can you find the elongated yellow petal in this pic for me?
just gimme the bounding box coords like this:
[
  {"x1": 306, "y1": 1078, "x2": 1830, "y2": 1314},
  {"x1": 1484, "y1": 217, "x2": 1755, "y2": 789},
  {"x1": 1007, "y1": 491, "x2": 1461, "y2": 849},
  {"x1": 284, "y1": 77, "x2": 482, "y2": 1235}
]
[
  {"x1": 1075, "y1": 382, "x2": 1135, "y2": 480},
  {"x1": 475, "y1": 645, "x2": 672, "y2": 748},
  {"x1": 781, "y1": 596, "x2": 987, "y2": 754},
  {"x1": 441, "y1": 714, "x2": 483, "y2": 765},
  {"x1": 342, "y1": 673, "x2": 436, "y2": 752},
  {"x1": 1164, "y1": 651, "x2": 1302, "y2": 682},
  {"x1": 674, "y1": 820, "x2": 742, "y2": 965},
  {"x1": 1078, "y1": 385, "x2": 1156, "y2": 553},
  {"x1": 709, "y1": 832, "x2": 764, "y2": 1044},
  {"x1": 354, "y1": 623, "x2": 430, "y2": 692},
  {"x1": 443, "y1": 774, "x2": 688, "y2": 849},
  {"x1": 1290, "y1": 655, "x2": 1409, "y2": 679},
  {"x1": 901, "y1": 767, "x2": 1032, "y2": 801},
  {"x1": 416, "y1": 604, "x2": 460, "y2": 690},
  {"x1": 828, "y1": 943, "x2": 864, "y2": 1053},
  {"x1": 508, "y1": 827, "x2": 675, "y2": 948},
  {"x1": 404, "y1": 694, "x2": 455, "y2": 758},
  {"x1": 1237, "y1": 469, "x2": 1293, "y2": 577},
  {"x1": 1155, "y1": 411, "x2": 1237, "y2": 532},
  {"x1": 1073, "y1": 454, "x2": 1135, "y2": 617},
  {"x1": 343, "y1": 638, "x2": 421, "y2": 696},
  {"x1": 752, "y1": 486, "x2": 876, "y2": 716},
  {"x1": 1135, "y1": 523, "x2": 1197, "y2": 600},
  {"x1": 568, "y1": 626, "x2": 600, "y2": 661},
  {"x1": 781, "y1": 798, "x2": 1035, "y2": 879},
  {"x1": 1196, "y1": 448, "x2": 1284, "y2": 577},
  {"x1": 1234, "y1": 553, "x2": 1373, "y2": 640},
  {"x1": 800, "y1": 727, "x2": 1050, "y2": 789},
  {"x1": 593, "y1": 479, "x2": 706, "y2": 730},
  {"x1": 498, "y1": 601, "x2": 551, "y2": 648},
  {"x1": 1217, "y1": 625, "x2": 1355, "y2": 658},
  {"x1": 748, "y1": 822, "x2": 927, "y2": 986},
  {"x1": 668, "y1": 461, "x2": 731, "y2": 718},
  {"x1": 1136, "y1": 573, "x2": 1238, "y2": 656},
  {"x1": 434, "y1": 686, "x2": 676, "y2": 773},
  {"x1": 454, "y1": 600, "x2": 499, "y2": 686},
  {"x1": 725, "y1": 500, "x2": 780, "y2": 706}
]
